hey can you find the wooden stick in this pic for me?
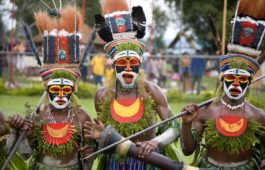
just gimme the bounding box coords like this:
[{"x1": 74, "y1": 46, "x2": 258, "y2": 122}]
[{"x1": 208, "y1": 15, "x2": 222, "y2": 52}]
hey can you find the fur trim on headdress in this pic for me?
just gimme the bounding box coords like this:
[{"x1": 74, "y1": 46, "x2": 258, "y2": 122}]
[
  {"x1": 35, "y1": 11, "x2": 56, "y2": 33},
  {"x1": 101, "y1": 0, "x2": 129, "y2": 15},
  {"x1": 35, "y1": 6, "x2": 83, "y2": 33},
  {"x1": 238, "y1": 0, "x2": 265, "y2": 19}
]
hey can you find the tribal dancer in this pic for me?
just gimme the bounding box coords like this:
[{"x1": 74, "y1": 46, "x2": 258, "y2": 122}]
[
  {"x1": 13, "y1": 5, "x2": 96, "y2": 170},
  {"x1": 180, "y1": 0, "x2": 265, "y2": 169},
  {"x1": 83, "y1": 0, "x2": 179, "y2": 169}
]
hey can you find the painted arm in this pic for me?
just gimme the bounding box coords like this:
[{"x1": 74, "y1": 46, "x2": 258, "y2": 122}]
[
  {"x1": 152, "y1": 127, "x2": 179, "y2": 146},
  {"x1": 180, "y1": 104, "x2": 201, "y2": 156},
  {"x1": 79, "y1": 108, "x2": 96, "y2": 170},
  {"x1": 147, "y1": 81, "x2": 177, "y2": 146},
  {"x1": 136, "y1": 81, "x2": 179, "y2": 158}
]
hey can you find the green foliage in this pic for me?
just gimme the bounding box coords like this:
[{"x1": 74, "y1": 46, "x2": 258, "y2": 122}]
[
  {"x1": 77, "y1": 0, "x2": 101, "y2": 27},
  {"x1": 164, "y1": 0, "x2": 237, "y2": 52},
  {"x1": 200, "y1": 90, "x2": 215, "y2": 101},
  {"x1": 0, "y1": 146, "x2": 28, "y2": 170},
  {"x1": 115, "y1": 42, "x2": 140, "y2": 54},
  {"x1": 0, "y1": 79, "x2": 6, "y2": 94},
  {"x1": 152, "y1": 6, "x2": 170, "y2": 49},
  {"x1": 98, "y1": 95, "x2": 156, "y2": 137},
  {"x1": 248, "y1": 92, "x2": 265, "y2": 110},
  {"x1": 6, "y1": 85, "x2": 43, "y2": 96},
  {"x1": 230, "y1": 60, "x2": 248, "y2": 70},
  {"x1": 166, "y1": 89, "x2": 214, "y2": 103},
  {"x1": 0, "y1": 81, "x2": 97, "y2": 98},
  {"x1": 205, "y1": 119, "x2": 265, "y2": 154},
  {"x1": 51, "y1": 70, "x2": 74, "y2": 80},
  {"x1": 33, "y1": 123, "x2": 79, "y2": 158},
  {"x1": 166, "y1": 89, "x2": 183, "y2": 102},
  {"x1": 76, "y1": 81, "x2": 97, "y2": 98}
]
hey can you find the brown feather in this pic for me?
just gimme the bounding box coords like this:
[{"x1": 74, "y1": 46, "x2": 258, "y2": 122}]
[
  {"x1": 238, "y1": 0, "x2": 265, "y2": 19},
  {"x1": 35, "y1": 11, "x2": 57, "y2": 33},
  {"x1": 35, "y1": 6, "x2": 83, "y2": 33},
  {"x1": 101, "y1": 0, "x2": 129, "y2": 15},
  {"x1": 35, "y1": 12, "x2": 49, "y2": 33},
  {"x1": 59, "y1": 6, "x2": 84, "y2": 33}
]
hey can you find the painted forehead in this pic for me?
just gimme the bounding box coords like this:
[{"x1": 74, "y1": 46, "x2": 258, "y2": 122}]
[
  {"x1": 114, "y1": 50, "x2": 142, "y2": 63},
  {"x1": 224, "y1": 68, "x2": 250, "y2": 76},
  {"x1": 115, "y1": 56, "x2": 140, "y2": 62},
  {"x1": 47, "y1": 78, "x2": 74, "y2": 86}
]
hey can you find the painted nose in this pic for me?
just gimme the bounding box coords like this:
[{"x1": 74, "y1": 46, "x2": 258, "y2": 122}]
[
  {"x1": 233, "y1": 78, "x2": 240, "y2": 86},
  {"x1": 58, "y1": 89, "x2": 64, "y2": 98},
  {"x1": 125, "y1": 64, "x2": 132, "y2": 71}
]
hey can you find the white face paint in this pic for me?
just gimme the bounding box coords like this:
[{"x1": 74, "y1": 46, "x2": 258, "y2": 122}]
[
  {"x1": 223, "y1": 69, "x2": 250, "y2": 100},
  {"x1": 116, "y1": 71, "x2": 138, "y2": 89},
  {"x1": 47, "y1": 78, "x2": 73, "y2": 109},
  {"x1": 49, "y1": 96, "x2": 71, "y2": 109},
  {"x1": 223, "y1": 79, "x2": 249, "y2": 100}
]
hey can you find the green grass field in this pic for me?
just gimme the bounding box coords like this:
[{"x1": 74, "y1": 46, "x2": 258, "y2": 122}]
[{"x1": 0, "y1": 95, "x2": 187, "y2": 118}]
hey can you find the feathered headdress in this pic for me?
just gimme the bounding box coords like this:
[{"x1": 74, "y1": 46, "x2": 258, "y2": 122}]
[
  {"x1": 220, "y1": 0, "x2": 265, "y2": 76},
  {"x1": 35, "y1": 6, "x2": 83, "y2": 81},
  {"x1": 95, "y1": 0, "x2": 146, "y2": 62}
]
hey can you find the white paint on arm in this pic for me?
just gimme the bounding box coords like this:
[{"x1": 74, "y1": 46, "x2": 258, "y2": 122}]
[{"x1": 152, "y1": 128, "x2": 179, "y2": 146}]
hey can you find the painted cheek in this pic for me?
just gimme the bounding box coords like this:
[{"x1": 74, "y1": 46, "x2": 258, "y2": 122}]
[
  {"x1": 131, "y1": 66, "x2": 139, "y2": 73},
  {"x1": 240, "y1": 82, "x2": 248, "y2": 91},
  {"x1": 224, "y1": 80, "x2": 233, "y2": 88},
  {"x1": 116, "y1": 66, "x2": 126, "y2": 73},
  {"x1": 48, "y1": 92, "x2": 57, "y2": 101}
]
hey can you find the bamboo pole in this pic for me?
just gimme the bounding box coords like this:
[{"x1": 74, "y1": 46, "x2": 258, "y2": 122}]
[{"x1": 222, "y1": 0, "x2": 227, "y2": 54}]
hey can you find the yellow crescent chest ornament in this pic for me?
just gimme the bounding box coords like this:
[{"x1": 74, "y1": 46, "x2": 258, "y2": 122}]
[
  {"x1": 110, "y1": 97, "x2": 144, "y2": 123},
  {"x1": 42, "y1": 123, "x2": 75, "y2": 145},
  {"x1": 216, "y1": 115, "x2": 247, "y2": 137}
]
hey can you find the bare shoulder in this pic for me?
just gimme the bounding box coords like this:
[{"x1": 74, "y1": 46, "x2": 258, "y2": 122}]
[
  {"x1": 246, "y1": 102, "x2": 265, "y2": 116},
  {"x1": 144, "y1": 80, "x2": 164, "y2": 95},
  {"x1": 95, "y1": 86, "x2": 108, "y2": 102},
  {"x1": 196, "y1": 101, "x2": 216, "y2": 120},
  {"x1": 77, "y1": 107, "x2": 92, "y2": 124}
]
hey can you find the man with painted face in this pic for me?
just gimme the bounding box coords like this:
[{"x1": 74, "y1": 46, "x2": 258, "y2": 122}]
[
  {"x1": 83, "y1": 0, "x2": 179, "y2": 169},
  {"x1": 180, "y1": 0, "x2": 265, "y2": 169},
  {"x1": 12, "y1": 6, "x2": 96, "y2": 170}
]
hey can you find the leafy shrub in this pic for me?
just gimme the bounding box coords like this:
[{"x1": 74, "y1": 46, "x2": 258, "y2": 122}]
[
  {"x1": 166, "y1": 90, "x2": 183, "y2": 102},
  {"x1": 200, "y1": 90, "x2": 215, "y2": 101},
  {"x1": 6, "y1": 85, "x2": 43, "y2": 96},
  {"x1": 248, "y1": 93, "x2": 265, "y2": 110},
  {"x1": 166, "y1": 89, "x2": 215, "y2": 104},
  {"x1": 76, "y1": 81, "x2": 98, "y2": 98},
  {"x1": 0, "y1": 80, "x2": 97, "y2": 98},
  {"x1": 0, "y1": 79, "x2": 6, "y2": 94}
]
